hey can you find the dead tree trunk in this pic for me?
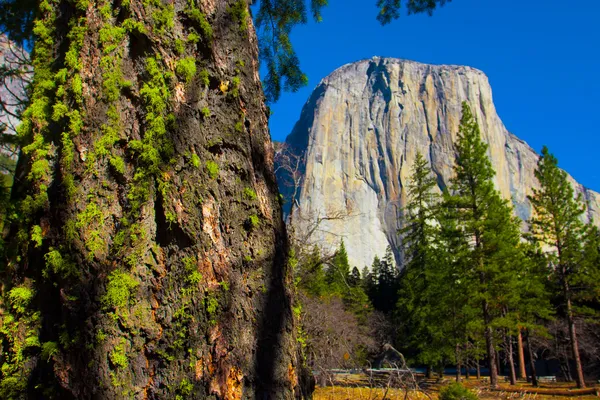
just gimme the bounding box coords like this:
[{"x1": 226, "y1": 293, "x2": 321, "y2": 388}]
[{"x1": 0, "y1": 0, "x2": 308, "y2": 398}]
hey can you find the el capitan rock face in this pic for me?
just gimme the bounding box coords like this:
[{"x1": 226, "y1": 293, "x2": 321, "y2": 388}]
[{"x1": 278, "y1": 57, "x2": 600, "y2": 269}]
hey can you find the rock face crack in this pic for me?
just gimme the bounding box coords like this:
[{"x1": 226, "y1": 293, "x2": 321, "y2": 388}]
[{"x1": 276, "y1": 57, "x2": 600, "y2": 270}]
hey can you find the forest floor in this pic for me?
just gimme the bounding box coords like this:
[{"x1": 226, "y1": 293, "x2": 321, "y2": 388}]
[{"x1": 313, "y1": 374, "x2": 600, "y2": 399}]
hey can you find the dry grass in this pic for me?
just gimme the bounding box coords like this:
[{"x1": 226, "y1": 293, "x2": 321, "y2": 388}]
[
  {"x1": 314, "y1": 386, "x2": 432, "y2": 400},
  {"x1": 314, "y1": 376, "x2": 600, "y2": 400}
]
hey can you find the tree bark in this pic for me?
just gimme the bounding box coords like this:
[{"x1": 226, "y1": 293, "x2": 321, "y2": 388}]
[
  {"x1": 525, "y1": 329, "x2": 538, "y2": 387},
  {"x1": 456, "y1": 344, "x2": 462, "y2": 382},
  {"x1": 505, "y1": 331, "x2": 516, "y2": 385},
  {"x1": 564, "y1": 281, "x2": 586, "y2": 388},
  {"x1": 0, "y1": 0, "x2": 310, "y2": 398},
  {"x1": 517, "y1": 328, "x2": 527, "y2": 380},
  {"x1": 483, "y1": 303, "x2": 498, "y2": 388},
  {"x1": 476, "y1": 358, "x2": 481, "y2": 379}
]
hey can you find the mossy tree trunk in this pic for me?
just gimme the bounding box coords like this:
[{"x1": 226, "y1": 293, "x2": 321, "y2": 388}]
[{"x1": 0, "y1": 0, "x2": 309, "y2": 398}]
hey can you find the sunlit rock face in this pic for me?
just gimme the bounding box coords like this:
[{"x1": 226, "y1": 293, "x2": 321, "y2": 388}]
[{"x1": 277, "y1": 57, "x2": 600, "y2": 270}]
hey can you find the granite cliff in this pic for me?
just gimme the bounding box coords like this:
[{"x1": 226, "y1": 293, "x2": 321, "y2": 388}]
[{"x1": 277, "y1": 57, "x2": 600, "y2": 269}]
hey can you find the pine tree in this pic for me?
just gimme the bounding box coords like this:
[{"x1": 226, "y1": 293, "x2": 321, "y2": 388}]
[
  {"x1": 397, "y1": 152, "x2": 447, "y2": 370},
  {"x1": 325, "y1": 240, "x2": 351, "y2": 295},
  {"x1": 527, "y1": 146, "x2": 596, "y2": 388},
  {"x1": 445, "y1": 102, "x2": 524, "y2": 388},
  {"x1": 296, "y1": 245, "x2": 328, "y2": 297},
  {"x1": 348, "y1": 266, "x2": 361, "y2": 287}
]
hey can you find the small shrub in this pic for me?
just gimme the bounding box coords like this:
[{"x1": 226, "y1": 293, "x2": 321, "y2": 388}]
[{"x1": 439, "y1": 382, "x2": 478, "y2": 400}]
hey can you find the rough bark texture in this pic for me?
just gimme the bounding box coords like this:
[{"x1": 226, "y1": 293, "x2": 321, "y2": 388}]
[
  {"x1": 517, "y1": 329, "x2": 526, "y2": 380},
  {"x1": 0, "y1": 0, "x2": 309, "y2": 398}
]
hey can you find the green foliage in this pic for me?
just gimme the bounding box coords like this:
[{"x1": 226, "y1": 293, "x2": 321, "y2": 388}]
[
  {"x1": 438, "y1": 382, "x2": 479, "y2": 400},
  {"x1": 201, "y1": 106, "x2": 210, "y2": 118},
  {"x1": 366, "y1": 246, "x2": 398, "y2": 313},
  {"x1": 325, "y1": 240, "x2": 350, "y2": 294},
  {"x1": 243, "y1": 187, "x2": 257, "y2": 201},
  {"x1": 176, "y1": 57, "x2": 197, "y2": 83},
  {"x1": 102, "y1": 270, "x2": 139, "y2": 310},
  {"x1": 206, "y1": 160, "x2": 218, "y2": 179},
  {"x1": 441, "y1": 102, "x2": 547, "y2": 385},
  {"x1": 527, "y1": 146, "x2": 597, "y2": 386}
]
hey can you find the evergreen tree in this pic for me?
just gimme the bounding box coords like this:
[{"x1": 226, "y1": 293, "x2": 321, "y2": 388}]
[
  {"x1": 296, "y1": 245, "x2": 328, "y2": 297},
  {"x1": 396, "y1": 152, "x2": 447, "y2": 369},
  {"x1": 527, "y1": 146, "x2": 598, "y2": 388},
  {"x1": 370, "y1": 246, "x2": 399, "y2": 313},
  {"x1": 445, "y1": 102, "x2": 524, "y2": 388},
  {"x1": 348, "y1": 266, "x2": 361, "y2": 287},
  {"x1": 325, "y1": 239, "x2": 351, "y2": 294}
]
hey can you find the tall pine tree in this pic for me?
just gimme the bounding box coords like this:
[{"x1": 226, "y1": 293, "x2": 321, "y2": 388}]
[
  {"x1": 527, "y1": 146, "x2": 596, "y2": 388},
  {"x1": 397, "y1": 152, "x2": 448, "y2": 370},
  {"x1": 445, "y1": 102, "x2": 524, "y2": 388}
]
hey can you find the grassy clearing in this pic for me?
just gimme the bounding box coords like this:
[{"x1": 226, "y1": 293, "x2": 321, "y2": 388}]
[{"x1": 314, "y1": 376, "x2": 600, "y2": 400}]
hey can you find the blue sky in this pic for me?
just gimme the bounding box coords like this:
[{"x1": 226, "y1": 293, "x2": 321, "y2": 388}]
[{"x1": 255, "y1": 0, "x2": 600, "y2": 192}]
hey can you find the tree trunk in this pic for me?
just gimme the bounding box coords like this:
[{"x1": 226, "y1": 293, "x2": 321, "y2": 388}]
[
  {"x1": 517, "y1": 328, "x2": 527, "y2": 380},
  {"x1": 0, "y1": 0, "x2": 310, "y2": 398},
  {"x1": 505, "y1": 331, "x2": 516, "y2": 385},
  {"x1": 565, "y1": 285, "x2": 586, "y2": 388},
  {"x1": 456, "y1": 344, "x2": 462, "y2": 382},
  {"x1": 483, "y1": 302, "x2": 498, "y2": 388},
  {"x1": 476, "y1": 359, "x2": 481, "y2": 379},
  {"x1": 526, "y1": 329, "x2": 538, "y2": 387},
  {"x1": 426, "y1": 365, "x2": 433, "y2": 379}
]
